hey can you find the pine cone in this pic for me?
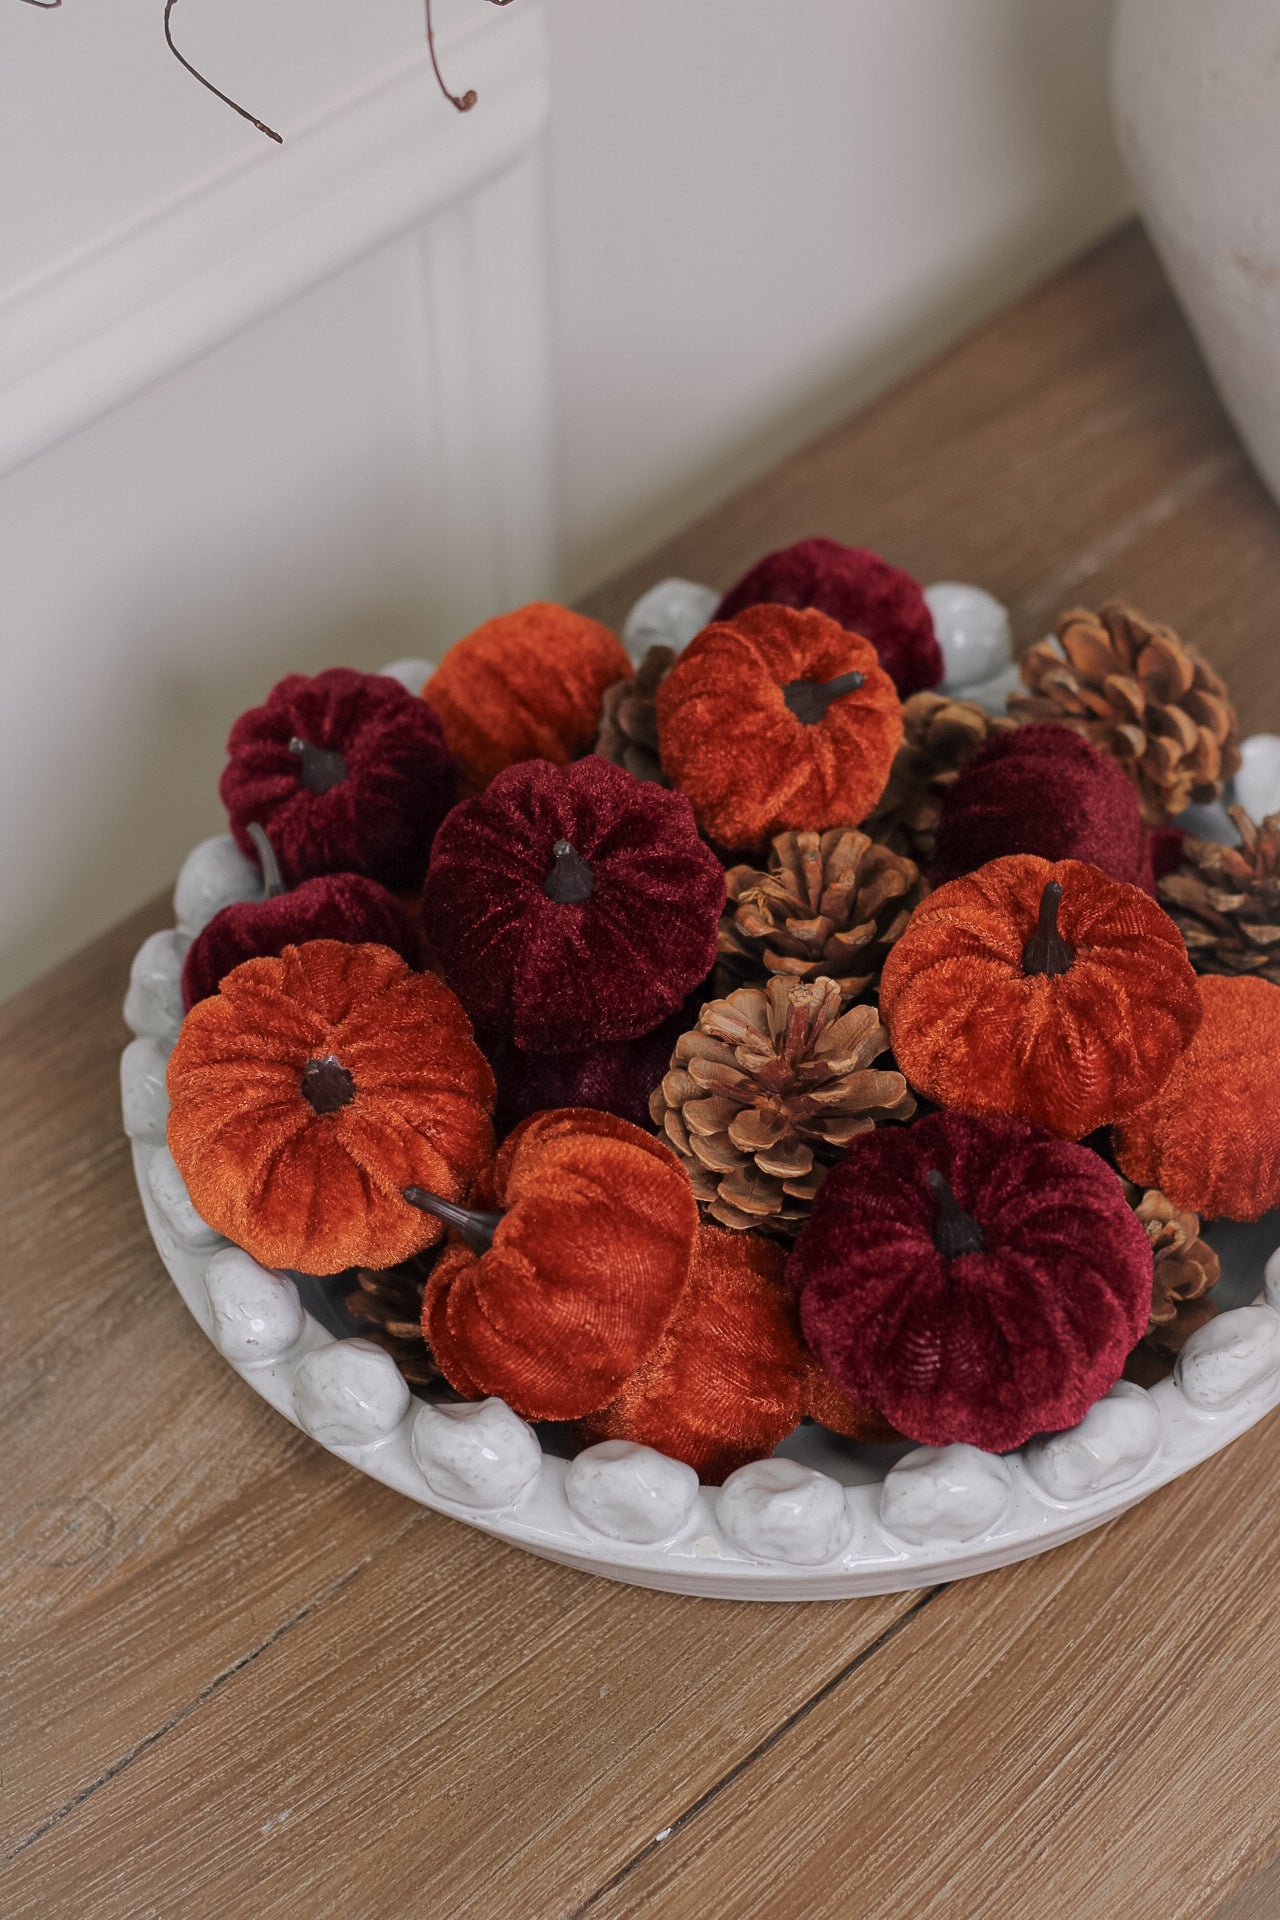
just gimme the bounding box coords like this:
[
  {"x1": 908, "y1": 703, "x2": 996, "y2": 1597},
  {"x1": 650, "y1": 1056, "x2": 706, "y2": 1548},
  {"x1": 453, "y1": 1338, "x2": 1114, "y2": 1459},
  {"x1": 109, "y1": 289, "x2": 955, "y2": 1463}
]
[
  {"x1": 862, "y1": 690, "x2": 1016, "y2": 863},
  {"x1": 1009, "y1": 602, "x2": 1240, "y2": 824},
  {"x1": 649, "y1": 975, "x2": 915, "y2": 1234},
  {"x1": 344, "y1": 1257, "x2": 448, "y2": 1389},
  {"x1": 717, "y1": 827, "x2": 923, "y2": 1005},
  {"x1": 594, "y1": 644, "x2": 675, "y2": 786},
  {"x1": 1125, "y1": 1182, "x2": 1220, "y2": 1354},
  {"x1": 1159, "y1": 806, "x2": 1280, "y2": 987}
]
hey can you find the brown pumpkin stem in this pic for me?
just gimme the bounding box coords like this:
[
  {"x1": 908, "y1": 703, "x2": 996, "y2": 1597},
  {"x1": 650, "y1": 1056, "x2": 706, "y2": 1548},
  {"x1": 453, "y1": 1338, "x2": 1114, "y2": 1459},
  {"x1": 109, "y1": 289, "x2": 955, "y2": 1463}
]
[
  {"x1": 163, "y1": 0, "x2": 283, "y2": 144},
  {"x1": 289, "y1": 735, "x2": 348, "y2": 795},
  {"x1": 925, "y1": 1170, "x2": 985, "y2": 1258},
  {"x1": 782, "y1": 670, "x2": 866, "y2": 725},
  {"x1": 300, "y1": 1055, "x2": 356, "y2": 1115},
  {"x1": 402, "y1": 1186, "x2": 502, "y2": 1255},
  {"x1": 246, "y1": 822, "x2": 287, "y2": 900},
  {"x1": 424, "y1": 0, "x2": 478, "y2": 112},
  {"x1": 544, "y1": 839, "x2": 595, "y2": 904},
  {"x1": 1022, "y1": 880, "x2": 1075, "y2": 978}
]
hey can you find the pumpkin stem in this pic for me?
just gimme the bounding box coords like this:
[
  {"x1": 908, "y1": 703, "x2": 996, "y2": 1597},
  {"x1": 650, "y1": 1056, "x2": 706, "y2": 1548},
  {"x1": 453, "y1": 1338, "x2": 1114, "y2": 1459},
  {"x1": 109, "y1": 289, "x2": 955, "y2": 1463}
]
[
  {"x1": 544, "y1": 839, "x2": 595, "y2": 904},
  {"x1": 402, "y1": 1186, "x2": 503, "y2": 1255},
  {"x1": 1021, "y1": 880, "x2": 1075, "y2": 978},
  {"x1": 289, "y1": 736, "x2": 348, "y2": 795},
  {"x1": 246, "y1": 822, "x2": 287, "y2": 900},
  {"x1": 925, "y1": 1170, "x2": 985, "y2": 1258},
  {"x1": 300, "y1": 1055, "x2": 356, "y2": 1115},
  {"x1": 782, "y1": 670, "x2": 866, "y2": 725}
]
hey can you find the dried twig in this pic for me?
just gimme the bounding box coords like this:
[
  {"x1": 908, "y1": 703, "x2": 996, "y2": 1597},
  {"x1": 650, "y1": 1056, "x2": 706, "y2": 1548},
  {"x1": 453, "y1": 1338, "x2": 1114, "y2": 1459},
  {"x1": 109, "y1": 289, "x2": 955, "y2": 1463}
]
[
  {"x1": 425, "y1": 0, "x2": 476, "y2": 113},
  {"x1": 164, "y1": 0, "x2": 283, "y2": 144}
]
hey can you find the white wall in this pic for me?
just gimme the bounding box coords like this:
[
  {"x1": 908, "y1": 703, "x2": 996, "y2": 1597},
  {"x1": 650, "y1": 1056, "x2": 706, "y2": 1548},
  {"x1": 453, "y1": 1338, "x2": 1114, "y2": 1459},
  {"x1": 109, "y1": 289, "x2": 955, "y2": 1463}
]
[{"x1": 0, "y1": 0, "x2": 1128, "y2": 998}]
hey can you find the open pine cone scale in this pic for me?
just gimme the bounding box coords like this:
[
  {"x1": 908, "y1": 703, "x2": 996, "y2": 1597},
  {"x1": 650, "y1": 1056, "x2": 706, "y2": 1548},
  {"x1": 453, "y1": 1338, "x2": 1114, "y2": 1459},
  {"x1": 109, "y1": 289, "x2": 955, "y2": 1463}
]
[{"x1": 1160, "y1": 806, "x2": 1280, "y2": 987}]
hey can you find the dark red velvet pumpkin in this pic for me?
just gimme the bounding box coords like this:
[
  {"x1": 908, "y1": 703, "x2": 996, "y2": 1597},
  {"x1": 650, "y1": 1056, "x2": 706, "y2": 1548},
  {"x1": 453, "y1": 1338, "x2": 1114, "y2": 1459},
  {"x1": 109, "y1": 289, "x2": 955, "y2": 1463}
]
[
  {"x1": 420, "y1": 756, "x2": 725, "y2": 1054},
  {"x1": 932, "y1": 724, "x2": 1156, "y2": 893},
  {"x1": 220, "y1": 668, "x2": 459, "y2": 891},
  {"x1": 789, "y1": 1110, "x2": 1154, "y2": 1452},
  {"x1": 181, "y1": 826, "x2": 426, "y2": 1010},
  {"x1": 714, "y1": 536, "x2": 942, "y2": 698},
  {"x1": 484, "y1": 990, "x2": 708, "y2": 1138}
]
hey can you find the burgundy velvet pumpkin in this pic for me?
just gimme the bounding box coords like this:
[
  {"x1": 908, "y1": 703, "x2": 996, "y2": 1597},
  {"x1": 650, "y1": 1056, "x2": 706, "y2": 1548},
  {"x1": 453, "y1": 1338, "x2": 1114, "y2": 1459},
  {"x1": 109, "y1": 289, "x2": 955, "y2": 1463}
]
[
  {"x1": 220, "y1": 668, "x2": 459, "y2": 891},
  {"x1": 421, "y1": 757, "x2": 725, "y2": 1054},
  {"x1": 932, "y1": 723, "x2": 1155, "y2": 892},
  {"x1": 484, "y1": 990, "x2": 708, "y2": 1138},
  {"x1": 714, "y1": 536, "x2": 942, "y2": 698},
  {"x1": 181, "y1": 827, "x2": 426, "y2": 1010},
  {"x1": 789, "y1": 1110, "x2": 1153, "y2": 1452}
]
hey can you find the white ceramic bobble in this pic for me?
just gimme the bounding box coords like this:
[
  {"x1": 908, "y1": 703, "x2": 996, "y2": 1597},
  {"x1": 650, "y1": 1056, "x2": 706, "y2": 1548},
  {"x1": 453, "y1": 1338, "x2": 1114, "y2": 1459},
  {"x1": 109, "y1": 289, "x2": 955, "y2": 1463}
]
[
  {"x1": 622, "y1": 578, "x2": 720, "y2": 665},
  {"x1": 1264, "y1": 1247, "x2": 1280, "y2": 1316},
  {"x1": 145, "y1": 1148, "x2": 224, "y2": 1251},
  {"x1": 1235, "y1": 733, "x2": 1280, "y2": 823},
  {"x1": 924, "y1": 581, "x2": 1014, "y2": 691},
  {"x1": 1023, "y1": 1383, "x2": 1160, "y2": 1502},
  {"x1": 716, "y1": 1458, "x2": 853, "y2": 1566},
  {"x1": 292, "y1": 1339, "x2": 411, "y2": 1447},
  {"x1": 411, "y1": 1397, "x2": 542, "y2": 1509},
  {"x1": 120, "y1": 1036, "x2": 171, "y2": 1143},
  {"x1": 123, "y1": 930, "x2": 192, "y2": 1041},
  {"x1": 173, "y1": 834, "x2": 264, "y2": 937},
  {"x1": 880, "y1": 1444, "x2": 1012, "y2": 1545},
  {"x1": 565, "y1": 1441, "x2": 699, "y2": 1545},
  {"x1": 204, "y1": 1248, "x2": 306, "y2": 1365},
  {"x1": 1175, "y1": 1305, "x2": 1280, "y2": 1412},
  {"x1": 377, "y1": 658, "x2": 432, "y2": 696}
]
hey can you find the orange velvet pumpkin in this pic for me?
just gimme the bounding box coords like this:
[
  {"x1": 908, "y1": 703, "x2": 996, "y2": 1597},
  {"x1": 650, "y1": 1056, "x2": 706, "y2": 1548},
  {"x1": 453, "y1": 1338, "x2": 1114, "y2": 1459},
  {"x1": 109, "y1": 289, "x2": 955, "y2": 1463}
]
[
  {"x1": 879, "y1": 854, "x2": 1202, "y2": 1139},
  {"x1": 803, "y1": 1361, "x2": 901, "y2": 1445},
  {"x1": 654, "y1": 604, "x2": 903, "y2": 851},
  {"x1": 166, "y1": 940, "x2": 495, "y2": 1274},
  {"x1": 1115, "y1": 974, "x2": 1280, "y2": 1221},
  {"x1": 420, "y1": 1108, "x2": 698, "y2": 1420},
  {"x1": 423, "y1": 602, "x2": 631, "y2": 788},
  {"x1": 577, "y1": 1223, "x2": 809, "y2": 1482}
]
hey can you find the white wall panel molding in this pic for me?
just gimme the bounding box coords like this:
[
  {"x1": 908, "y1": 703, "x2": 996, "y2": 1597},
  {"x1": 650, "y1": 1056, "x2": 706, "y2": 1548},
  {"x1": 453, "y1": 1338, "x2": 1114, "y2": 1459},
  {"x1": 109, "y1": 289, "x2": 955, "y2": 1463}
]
[{"x1": 0, "y1": 1, "x2": 550, "y2": 479}]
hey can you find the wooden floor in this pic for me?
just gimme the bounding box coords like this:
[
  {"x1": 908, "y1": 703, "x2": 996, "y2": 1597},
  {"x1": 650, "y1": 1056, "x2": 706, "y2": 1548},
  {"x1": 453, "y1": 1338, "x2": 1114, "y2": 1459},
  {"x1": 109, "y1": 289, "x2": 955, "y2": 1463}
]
[{"x1": 7, "y1": 223, "x2": 1280, "y2": 1920}]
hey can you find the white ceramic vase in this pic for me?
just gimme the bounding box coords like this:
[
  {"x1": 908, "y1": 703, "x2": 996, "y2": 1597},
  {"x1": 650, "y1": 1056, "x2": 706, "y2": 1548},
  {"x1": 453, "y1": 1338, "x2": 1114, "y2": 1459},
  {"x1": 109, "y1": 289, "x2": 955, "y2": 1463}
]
[{"x1": 1112, "y1": 0, "x2": 1280, "y2": 507}]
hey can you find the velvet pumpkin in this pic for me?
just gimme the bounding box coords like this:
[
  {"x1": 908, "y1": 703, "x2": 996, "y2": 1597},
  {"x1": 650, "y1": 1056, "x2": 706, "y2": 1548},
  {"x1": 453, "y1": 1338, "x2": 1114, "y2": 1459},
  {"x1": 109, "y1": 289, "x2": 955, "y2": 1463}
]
[
  {"x1": 416, "y1": 1108, "x2": 698, "y2": 1421},
  {"x1": 577, "y1": 1224, "x2": 808, "y2": 1482},
  {"x1": 879, "y1": 854, "x2": 1202, "y2": 1138},
  {"x1": 220, "y1": 668, "x2": 459, "y2": 891},
  {"x1": 166, "y1": 940, "x2": 494, "y2": 1274},
  {"x1": 714, "y1": 536, "x2": 943, "y2": 698},
  {"x1": 484, "y1": 989, "x2": 708, "y2": 1139},
  {"x1": 790, "y1": 1111, "x2": 1154, "y2": 1452},
  {"x1": 1114, "y1": 974, "x2": 1280, "y2": 1221},
  {"x1": 655, "y1": 604, "x2": 903, "y2": 853},
  {"x1": 423, "y1": 602, "x2": 631, "y2": 788},
  {"x1": 932, "y1": 724, "x2": 1155, "y2": 893},
  {"x1": 803, "y1": 1361, "x2": 900, "y2": 1444},
  {"x1": 421, "y1": 756, "x2": 725, "y2": 1054},
  {"x1": 181, "y1": 825, "x2": 426, "y2": 1010}
]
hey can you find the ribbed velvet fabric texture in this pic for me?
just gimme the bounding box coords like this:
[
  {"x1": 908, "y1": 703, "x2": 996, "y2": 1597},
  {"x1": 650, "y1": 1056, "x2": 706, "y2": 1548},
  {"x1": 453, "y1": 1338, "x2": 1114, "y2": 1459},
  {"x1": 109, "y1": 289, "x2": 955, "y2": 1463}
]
[
  {"x1": 790, "y1": 1111, "x2": 1154, "y2": 1452},
  {"x1": 484, "y1": 990, "x2": 709, "y2": 1139},
  {"x1": 714, "y1": 536, "x2": 943, "y2": 698},
  {"x1": 422, "y1": 602, "x2": 631, "y2": 788},
  {"x1": 220, "y1": 668, "x2": 459, "y2": 891},
  {"x1": 655, "y1": 604, "x2": 903, "y2": 853},
  {"x1": 803, "y1": 1360, "x2": 901, "y2": 1443},
  {"x1": 576, "y1": 1224, "x2": 808, "y2": 1483},
  {"x1": 421, "y1": 756, "x2": 725, "y2": 1054},
  {"x1": 181, "y1": 876, "x2": 426, "y2": 1009},
  {"x1": 932, "y1": 724, "x2": 1156, "y2": 892},
  {"x1": 166, "y1": 941, "x2": 495, "y2": 1275},
  {"x1": 1115, "y1": 974, "x2": 1280, "y2": 1221},
  {"x1": 880, "y1": 854, "x2": 1202, "y2": 1138},
  {"x1": 422, "y1": 1110, "x2": 699, "y2": 1421}
]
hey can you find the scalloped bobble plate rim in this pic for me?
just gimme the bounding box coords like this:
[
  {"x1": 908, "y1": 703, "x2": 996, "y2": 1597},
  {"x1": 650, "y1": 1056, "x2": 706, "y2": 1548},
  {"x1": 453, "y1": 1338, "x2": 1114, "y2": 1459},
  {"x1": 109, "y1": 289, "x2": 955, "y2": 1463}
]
[{"x1": 122, "y1": 803, "x2": 1280, "y2": 1600}]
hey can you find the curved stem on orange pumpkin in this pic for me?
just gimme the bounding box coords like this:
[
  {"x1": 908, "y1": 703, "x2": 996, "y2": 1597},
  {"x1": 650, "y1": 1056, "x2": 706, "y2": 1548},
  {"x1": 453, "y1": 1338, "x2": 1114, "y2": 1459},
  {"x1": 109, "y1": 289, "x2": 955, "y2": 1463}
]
[
  {"x1": 924, "y1": 1170, "x2": 985, "y2": 1258},
  {"x1": 246, "y1": 822, "x2": 287, "y2": 900},
  {"x1": 1021, "y1": 880, "x2": 1076, "y2": 978},
  {"x1": 402, "y1": 1186, "x2": 502, "y2": 1255},
  {"x1": 163, "y1": 0, "x2": 282, "y2": 144},
  {"x1": 782, "y1": 670, "x2": 866, "y2": 725},
  {"x1": 544, "y1": 839, "x2": 595, "y2": 904},
  {"x1": 300, "y1": 1055, "x2": 356, "y2": 1116},
  {"x1": 289, "y1": 736, "x2": 348, "y2": 795}
]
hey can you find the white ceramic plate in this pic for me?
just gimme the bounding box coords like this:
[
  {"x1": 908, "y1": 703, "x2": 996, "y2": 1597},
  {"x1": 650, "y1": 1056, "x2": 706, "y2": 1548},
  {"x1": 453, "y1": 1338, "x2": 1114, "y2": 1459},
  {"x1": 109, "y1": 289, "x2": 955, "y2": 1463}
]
[{"x1": 123, "y1": 831, "x2": 1280, "y2": 1601}]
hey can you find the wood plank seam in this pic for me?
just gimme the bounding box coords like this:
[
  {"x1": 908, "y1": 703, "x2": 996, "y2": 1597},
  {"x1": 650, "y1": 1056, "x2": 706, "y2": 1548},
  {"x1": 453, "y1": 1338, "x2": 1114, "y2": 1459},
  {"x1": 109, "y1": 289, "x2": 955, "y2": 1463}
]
[
  {"x1": 3, "y1": 1512, "x2": 427, "y2": 1865},
  {"x1": 565, "y1": 1584, "x2": 947, "y2": 1920}
]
